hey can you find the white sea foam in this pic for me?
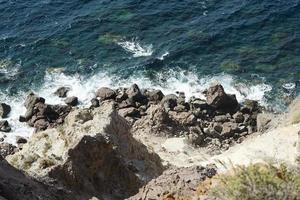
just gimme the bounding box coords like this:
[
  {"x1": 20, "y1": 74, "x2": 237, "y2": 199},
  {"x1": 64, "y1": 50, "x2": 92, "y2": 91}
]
[
  {"x1": 0, "y1": 70, "x2": 272, "y2": 144},
  {"x1": 117, "y1": 39, "x2": 153, "y2": 57},
  {"x1": 158, "y1": 51, "x2": 169, "y2": 60}
]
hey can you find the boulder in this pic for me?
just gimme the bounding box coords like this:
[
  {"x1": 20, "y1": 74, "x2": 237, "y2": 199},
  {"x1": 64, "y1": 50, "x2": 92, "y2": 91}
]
[
  {"x1": 126, "y1": 84, "x2": 144, "y2": 102},
  {"x1": 54, "y1": 87, "x2": 70, "y2": 98},
  {"x1": 0, "y1": 103, "x2": 11, "y2": 118},
  {"x1": 220, "y1": 122, "x2": 239, "y2": 138},
  {"x1": 118, "y1": 98, "x2": 136, "y2": 109},
  {"x1": 118, "y1": 107, "x2": 140, "y2": 118},
  {"x1": 205, "y1": 84, "x2": 238, "y2": 112},
  {"x1": 7, "y1": 102, "x2": 163, "y2": 200},
  {"x1": 161, "y1": 94, "x2": 178, "y2": 111},
  {"x1": 147, "y1": 89, "x2": 164, "y2": 103},
  {"x1": 0, "y1": 120, "x2": 11, "y2": 132},
  {"x1": 64, "y1": 96, "x2": 78, "y2": 106},
  {"x1": 16, "y1": 136, "x2": 27, "y2": 144},
  {"x1": 241, "y1": 99, "x2": 260, "y2": 114},
  {"x1": 24, "y1": 92, "x2": 45, "y2": 109},
  {"x1": 96, "y1": 87, "x2": 116, "y2": 100},
  {"x1": 168, "y1": 111, "x2": 197, "y2": 126},
  {"x1": 115, "y1": 88, "x2": 128, "y2": 103},
  {"x1": 90, "y1": 98, "x2": 100, "y2": 108},
  {"x1": 233, "y1": 112, "x2": 245, "y2": 123}
]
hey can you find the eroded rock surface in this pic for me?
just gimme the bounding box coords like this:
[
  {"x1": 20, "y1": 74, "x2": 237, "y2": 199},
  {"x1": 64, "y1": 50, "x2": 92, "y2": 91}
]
[
  {"x1": 8, "y1": 102, "x2": 163, "y2": 200},
  {"x1": 127, "y1": 165, "x2": 217, "y2": 200}
]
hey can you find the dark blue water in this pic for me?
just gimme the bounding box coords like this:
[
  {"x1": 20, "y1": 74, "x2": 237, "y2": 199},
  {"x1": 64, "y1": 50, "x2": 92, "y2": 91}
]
[{"x1": 0, "y1": 0, "x2": 299, "y2": 108}]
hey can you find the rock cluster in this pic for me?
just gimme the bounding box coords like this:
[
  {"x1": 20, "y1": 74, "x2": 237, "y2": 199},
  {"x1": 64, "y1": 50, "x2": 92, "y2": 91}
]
[
  {"x1": 19, "y1": 92, "x2": 72, "y2": 131},
  {"x1": 92, "y1": 83, "x2": 261, "y2": 152}
]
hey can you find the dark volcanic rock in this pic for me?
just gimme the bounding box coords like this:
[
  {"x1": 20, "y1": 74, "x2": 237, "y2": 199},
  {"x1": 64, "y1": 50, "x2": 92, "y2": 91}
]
[
  {"x1": 0, "y1": 120, "x2": 11, "y2": 132},
  {"x1": 96, "y1": 87, "x2": 116, "y2": 101},
  {"x1": 206, "y1": 84, "x2": 238, "y2": 112},
  {"x1": 64, "y1": 96, "x2": 78, "y2": 106},
  {"x1": 54, "y1": 87, "x2": 70, "y2": 98},
  {"x1": 0, "y1": 103, "x2": 11, "y2": 118},
  {"x1": 16, "y1": 136, "x2": 27, "y2": 144},
  {"x1": 20, "y1": 93, "x2": 72, "y2": 131}
]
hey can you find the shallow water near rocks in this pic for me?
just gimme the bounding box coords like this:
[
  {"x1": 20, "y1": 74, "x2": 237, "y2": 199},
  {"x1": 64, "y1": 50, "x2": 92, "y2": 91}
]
[{"x1": 0, "y1": 0, "x2": 299, "y2": 143}]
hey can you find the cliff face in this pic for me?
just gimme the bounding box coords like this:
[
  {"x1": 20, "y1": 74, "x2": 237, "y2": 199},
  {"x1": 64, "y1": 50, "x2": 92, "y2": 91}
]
[
  {"x1": 1, "y1": 84, "x2": 299, "y2": 200},
  {"x1": 0, "y1": 156, "x2": 73, "y2": 200},
  {"x1": 7, "y1": 102, "x2": 163, "y2": 200}
]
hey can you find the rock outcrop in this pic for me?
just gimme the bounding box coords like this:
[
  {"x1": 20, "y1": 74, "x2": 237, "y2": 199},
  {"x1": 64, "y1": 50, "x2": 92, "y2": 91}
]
[
  {"x1": 20, "y1": 92, "x2": 72, "y2": 131},
  {"x1": 0, "y1": 156, "x2": 73, "y2": 200},
  {"x1": 8, "y1": 102, "x2": 163, "y2": 200},
  {"x1": 127, "y1": 165, "x2": 217, "y2": 200}
]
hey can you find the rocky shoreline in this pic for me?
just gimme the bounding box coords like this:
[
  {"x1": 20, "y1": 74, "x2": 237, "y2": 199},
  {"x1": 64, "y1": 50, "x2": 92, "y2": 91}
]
[{"x1": 0, "y1": 83, "x2": 284, "y2": 200}]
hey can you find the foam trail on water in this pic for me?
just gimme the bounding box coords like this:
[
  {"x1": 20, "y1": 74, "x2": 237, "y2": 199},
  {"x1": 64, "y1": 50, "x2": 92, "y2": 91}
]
[
  {"x1": 117, "y1": 39, "x2": 153, "y2": 57},
  {"x1": 0, "y1": 70, "x2": 272, "y2": 144}
]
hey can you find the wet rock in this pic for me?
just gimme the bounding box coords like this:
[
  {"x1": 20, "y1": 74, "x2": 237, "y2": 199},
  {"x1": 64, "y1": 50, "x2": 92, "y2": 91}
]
[
  {"x1": 0, "y1": 143, "x2": 17, "y2": 158},
  {"x1": 161, "y1": 94, "x2": 178, "y2": 111},
  {"x1": 0, "y1": 103, "x2": 11, "y2": 118},
  {"x1": 0, "y1": 120, "x2": 11, "y2": 132},
  {"x1": 147, "y1": 89, "x2": 164, "y2": 103},
  {"x1": 16, "y1": 136, "x2": 27, "y2": 144},
  {"x1": 126, "y1": 84, "x2": 144, "y2": 102},
  {"x1": 205, "y1": 84, "x2": 238, "y2": 112},
  {"x1": 54, "y1": 87, "x2": 70, "y2": 98},
  {"x1": 96, "y1": 87, "x2": 116, "y2": 100},
  {"x1": 90, "y1": 98, "x2": 100, "y2": 108},
  {"x1": 64, "y1": 96, "x2": 78, "y2": 106},
  {"x1": 24, "y1": 92, "x2": 45, "y2": 109},
  {"x1": 233, "y1": 112, "x2": 245, "y2": 123}
]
